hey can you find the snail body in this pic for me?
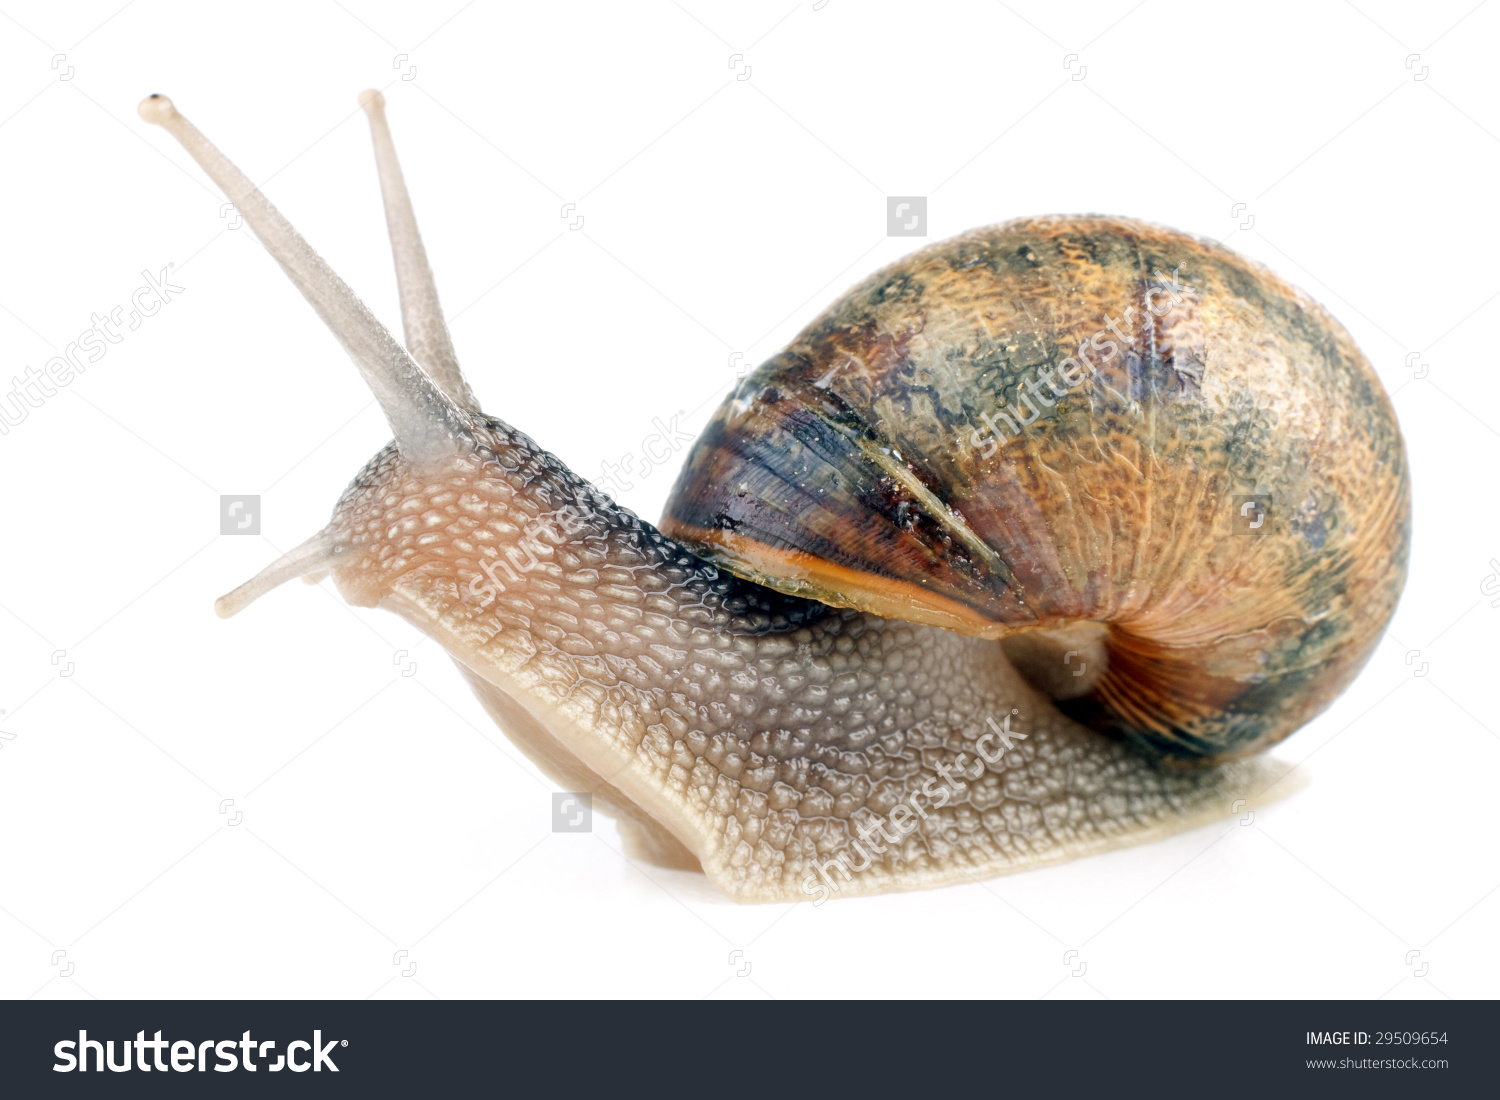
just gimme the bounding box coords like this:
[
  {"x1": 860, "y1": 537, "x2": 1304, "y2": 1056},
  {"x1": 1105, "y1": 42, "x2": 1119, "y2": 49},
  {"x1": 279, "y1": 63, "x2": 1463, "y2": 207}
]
[{"x1": 140, "y1": 92, "x2": 1408, "y2": 902}]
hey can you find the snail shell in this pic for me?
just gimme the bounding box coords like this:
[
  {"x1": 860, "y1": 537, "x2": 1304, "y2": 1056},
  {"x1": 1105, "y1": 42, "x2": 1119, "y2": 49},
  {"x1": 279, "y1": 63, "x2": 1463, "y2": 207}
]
[{"x1": 662, "y1": 216, "x2": 1410, "y2": 762}]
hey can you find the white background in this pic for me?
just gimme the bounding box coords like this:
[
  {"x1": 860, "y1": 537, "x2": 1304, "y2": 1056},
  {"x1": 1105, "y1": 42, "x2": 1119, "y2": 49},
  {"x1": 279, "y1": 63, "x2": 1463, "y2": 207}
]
[{"x1": 1, "y1": 0, "x2": 1496, "y2": 1000}]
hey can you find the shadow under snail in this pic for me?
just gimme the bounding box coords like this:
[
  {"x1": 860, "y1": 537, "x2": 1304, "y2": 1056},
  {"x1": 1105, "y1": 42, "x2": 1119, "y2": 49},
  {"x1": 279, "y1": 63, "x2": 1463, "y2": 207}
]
[{"x1": 138, "y1": 90, "x2": 1409, "y2": 903}]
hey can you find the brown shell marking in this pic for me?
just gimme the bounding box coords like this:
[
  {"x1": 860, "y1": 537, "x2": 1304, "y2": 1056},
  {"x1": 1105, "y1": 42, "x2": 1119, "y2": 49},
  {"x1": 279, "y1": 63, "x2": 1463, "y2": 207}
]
[{"x1": 661, "y1": 216, "x2": 1411, "y2": 762}]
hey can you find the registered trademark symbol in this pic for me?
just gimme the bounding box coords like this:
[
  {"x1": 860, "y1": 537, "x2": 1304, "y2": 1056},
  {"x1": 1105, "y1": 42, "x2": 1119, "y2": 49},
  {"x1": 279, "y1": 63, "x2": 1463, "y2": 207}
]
[{"x1": 341, "y1": 1040, "x2": 348, "y2": 1046}]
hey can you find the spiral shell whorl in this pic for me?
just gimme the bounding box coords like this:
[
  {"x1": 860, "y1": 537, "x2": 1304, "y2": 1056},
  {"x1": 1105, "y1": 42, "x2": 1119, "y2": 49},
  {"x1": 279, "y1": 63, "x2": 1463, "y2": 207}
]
[{"x1": 661, "y1": 216, "x2": 1410, "y2": 762}]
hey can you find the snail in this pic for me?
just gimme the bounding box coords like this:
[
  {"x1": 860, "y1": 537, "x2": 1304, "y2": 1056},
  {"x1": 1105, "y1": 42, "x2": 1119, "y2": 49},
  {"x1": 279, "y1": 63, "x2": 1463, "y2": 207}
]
[{"x1": 138, "y1": 90, "x2": 1409, "y2": 903}]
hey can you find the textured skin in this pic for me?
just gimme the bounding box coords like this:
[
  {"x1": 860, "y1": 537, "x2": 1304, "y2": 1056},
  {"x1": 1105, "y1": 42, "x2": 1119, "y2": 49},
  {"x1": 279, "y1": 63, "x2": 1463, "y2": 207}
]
[
  {"x1": 323, "y1": 419, "x2": 1282, "y2": 902},
  {"x1": 662, "y1": 217, "x2": 1410, "y2": 761}
]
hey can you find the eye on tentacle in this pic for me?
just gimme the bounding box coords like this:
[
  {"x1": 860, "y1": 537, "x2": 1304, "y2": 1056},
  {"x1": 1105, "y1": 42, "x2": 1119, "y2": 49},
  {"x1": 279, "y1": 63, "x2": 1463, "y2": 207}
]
[
  {"x1": 137, "y1": 93, "x2": 473, "y2": 471},
  {"x1": 357, "y1": 89, "x2": 479, "y2": 414},
  {"x1": 213, "y1": 529, "x2": 344, "y2": 619},
  {"x1": 138, "y1": 92, "x2": 480, "y2": 615}
]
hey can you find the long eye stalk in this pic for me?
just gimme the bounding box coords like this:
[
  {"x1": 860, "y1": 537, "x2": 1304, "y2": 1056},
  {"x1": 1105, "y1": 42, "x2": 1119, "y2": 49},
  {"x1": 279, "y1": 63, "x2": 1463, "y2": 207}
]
[
  {"x1": 139, "y1": 91, "x2": 484, "y2": 616},
  {"x1": 358, "y1": 90, "x2": 477, "y2": 413},
  {"x1": 137, "y1": 93, "x2": 471, "y2": 467}
]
